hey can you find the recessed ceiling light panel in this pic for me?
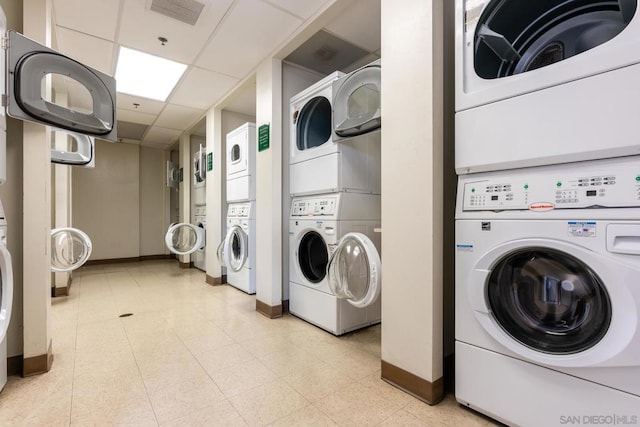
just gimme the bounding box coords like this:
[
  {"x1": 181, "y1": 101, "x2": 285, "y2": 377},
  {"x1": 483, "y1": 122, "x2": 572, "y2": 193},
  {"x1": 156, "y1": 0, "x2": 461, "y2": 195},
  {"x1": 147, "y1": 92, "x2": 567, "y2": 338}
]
[{"x1": 115, "y1": 47, "x2": 187, "y2": 101}]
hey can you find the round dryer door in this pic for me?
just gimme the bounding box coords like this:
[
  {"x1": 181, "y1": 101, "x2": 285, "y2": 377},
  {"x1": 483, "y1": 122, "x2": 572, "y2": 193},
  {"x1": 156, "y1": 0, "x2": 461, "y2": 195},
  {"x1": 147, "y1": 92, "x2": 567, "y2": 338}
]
[
  {"x1": 486, "y1": 247, "x2": 612, "y2": 355},
  {"x1": 222, "y1": 225, "x2": 248, "y2": 273},
  {"x1": 296, "y1": 96, "x2": 332, "y2": 150},
  {"x1": 50, "y1": 227, "x2": 93, "y2": 272},
  {"x1": 0, "y1": 240, "x2": 14, "y2": 342},
  {"x1": 216, "y1": 239, "x2": 226, "y2": 267},
  {"x1": 165, "y1": 223, "x2": 205, "y2": 256},
  {"x1": 474, "y1": 0, "x2": 637, "y2": 79},
  {"x1": 333, "y1": 61, "x2": 381, "y2": 137},
  {"x1": 327, "y1": 232, "x2": 381, "y2": 308}
]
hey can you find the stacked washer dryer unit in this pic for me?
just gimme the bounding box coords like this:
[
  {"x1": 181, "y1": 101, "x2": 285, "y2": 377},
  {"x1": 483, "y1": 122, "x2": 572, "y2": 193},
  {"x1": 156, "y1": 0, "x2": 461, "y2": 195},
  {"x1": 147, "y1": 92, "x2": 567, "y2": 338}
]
[
  {"x1": 219, "y1": 123, "x2": 257, "y2": 294},
  {"x1": 289, "y1": 60, "x2": 383, "y2": 335},
  {"x1": 0, "y1": 6, "x2": 117, "y2": 392},
  {"x1": 165, "y1": 144, "x2": 207, "y2": 268},
  {"x1": 455, "y1": 0, "x2": 640, "y2": 423}
]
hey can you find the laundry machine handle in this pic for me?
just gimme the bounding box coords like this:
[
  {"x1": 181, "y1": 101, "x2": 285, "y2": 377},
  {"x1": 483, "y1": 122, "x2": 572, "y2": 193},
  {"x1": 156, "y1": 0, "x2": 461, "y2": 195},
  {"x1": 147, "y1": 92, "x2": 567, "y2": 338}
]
[
  {"x1": 0, "y1": 243, "x2": 14, "y2": 341},
  {"x1": 469, "y1": 268, "x2": 490, "y2": 313}
]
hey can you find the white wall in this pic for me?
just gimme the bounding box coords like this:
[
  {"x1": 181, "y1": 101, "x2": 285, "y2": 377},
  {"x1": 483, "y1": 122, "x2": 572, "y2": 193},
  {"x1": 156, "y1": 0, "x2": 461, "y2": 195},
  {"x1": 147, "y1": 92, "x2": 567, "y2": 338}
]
[
  {"x1": 280, "y1": 63, "x2": 323, "y2": 301},
  {"x1": 139, "y1": 146, "x2": 169, "y2": 257},
  {"x1": 73, "y1": 141, "x2": 140, "y2": 260},
  {"x1": 381, "y1": 0, "x2": 444, "y2": 389}
]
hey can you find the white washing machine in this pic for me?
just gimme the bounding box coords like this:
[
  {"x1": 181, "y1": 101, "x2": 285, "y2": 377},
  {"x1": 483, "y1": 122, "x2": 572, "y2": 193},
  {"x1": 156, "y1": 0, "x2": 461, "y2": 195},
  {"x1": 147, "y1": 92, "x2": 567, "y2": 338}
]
[
  {"x1": 0, "y1": 200, "x2": 13, "y2": 392},
  {"x1": 456, "y1": 0, "x2": 640, "y2": 173},
  {"x1": 192, "y1": 206, "x2": 207, "y2": 272},
  {"x1": 455, "y1": 157, "x2": 640, "y2": 425},
  {"x1": 226, "y1": 123, "x2": 256, "y2": 203},
  {"x1": 218, "y1": 202, "x2": 256, "y2": 294},
  {"x1": 165, "y1": 215, "x2": 206, "y2": 261},
  {"x1": 332, "y1": 59, "x2": 381, "y2": 142},
  {"x1": 193, "y1": 144, "x2": 206, "y2": 206},
  {"x1": 289, "y1": 193, "x2": 382, "y2": 335},
  {"x1": 289, "y1": 72, "x2": 381, "y2": 196}
]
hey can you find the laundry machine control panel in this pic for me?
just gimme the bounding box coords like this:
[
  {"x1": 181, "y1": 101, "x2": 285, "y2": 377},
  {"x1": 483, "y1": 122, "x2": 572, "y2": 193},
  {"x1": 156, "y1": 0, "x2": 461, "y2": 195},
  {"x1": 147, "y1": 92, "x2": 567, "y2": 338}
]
[
  {"x1": 291, "y1": 197, "x2": 337, "y2": 217},
  {"x1": 462, "y1": 159, "x2": 640, "y2": 211},
  {"x1": 227, "y1": 202, "x2": 252, "y2": 218}
]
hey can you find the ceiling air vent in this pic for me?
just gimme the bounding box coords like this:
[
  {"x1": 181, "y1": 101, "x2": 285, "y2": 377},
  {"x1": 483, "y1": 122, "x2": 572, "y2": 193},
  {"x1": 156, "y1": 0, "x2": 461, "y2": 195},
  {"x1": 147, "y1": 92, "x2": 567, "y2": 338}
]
[{"x1": 150, "y1": 0, "x2": 205, "y2": 26}]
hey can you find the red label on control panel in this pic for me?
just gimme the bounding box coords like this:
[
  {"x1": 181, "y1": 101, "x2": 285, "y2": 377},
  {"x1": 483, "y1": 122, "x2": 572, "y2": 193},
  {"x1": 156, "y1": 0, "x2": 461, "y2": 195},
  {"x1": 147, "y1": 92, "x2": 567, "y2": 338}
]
[{"x1": 529, "y1": 202, "x2": 555, "y2": 212}]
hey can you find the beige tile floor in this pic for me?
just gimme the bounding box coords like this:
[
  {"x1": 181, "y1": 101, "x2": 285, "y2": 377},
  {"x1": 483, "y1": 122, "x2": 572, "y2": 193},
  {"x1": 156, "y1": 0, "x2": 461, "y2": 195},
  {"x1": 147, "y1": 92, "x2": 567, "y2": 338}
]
[{"x1": 0, "y1": 260, "x2": 497, "y2": 426}]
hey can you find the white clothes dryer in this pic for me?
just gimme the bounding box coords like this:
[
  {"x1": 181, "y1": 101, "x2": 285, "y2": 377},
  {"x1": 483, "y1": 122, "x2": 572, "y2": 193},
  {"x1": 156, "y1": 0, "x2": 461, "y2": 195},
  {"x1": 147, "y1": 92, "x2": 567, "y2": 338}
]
[
  {"x1": 217, "y1": 202, "x2": 255, "y2": 294},
  {"x1": 193, "y1": 144, "x2": 206, "y2": 206},
  {"x1": 289, "y1": 193, "x2": 381, "y2": 335},
  {"x1": 455, "y1": 157, "x2": 640, "y2": 425},
  {"x1": 226, "y1": 123, "x2": 256, "y2": 203},
  {"x1": 455, "y1": 0, "x2": 640, "y2": 173},
  {"x1": 290, "y1": 72, "x2": 381, "y2": 196},
  {"x1": 0, "y1": 200, "x2": 13, "y2": 392}
]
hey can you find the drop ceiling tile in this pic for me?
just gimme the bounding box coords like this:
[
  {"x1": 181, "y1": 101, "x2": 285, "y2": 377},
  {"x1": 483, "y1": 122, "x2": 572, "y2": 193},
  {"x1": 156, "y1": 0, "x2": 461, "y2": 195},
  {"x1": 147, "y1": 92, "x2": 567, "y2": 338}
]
[
  {"x1": 325, "y1": 0, "x2": 381, "y2": 52},
  {"x1": 143, "y1": 126, "x2": 183, "y2": 145},
  {"x1": 154, "y1": 104, "x2": 204, "y2": 131},
  {"x1": 196, "y1": 0, "x2": 302, "y2": 78},
  {"x1": 169, "y1": 67, "x2": 238, "y2": 110},
  {"x1": 117, "y1": 0, "x2": 234, "y2": 64},
  {"x1": 55, "y1": 27, "x2": 114, "y2": 75},
  {"x1": 117, "y1": 93, "x2": 166, "y2": 115},
  {"x1": 263, "y1": 0, "x2": 330, "y2": 20},
  {"x1": 117, "y1": 108, "x2": 157, "y2": 126},
  {"x1": 52, "y1": 0, "x2": 119, "y2": 41}
]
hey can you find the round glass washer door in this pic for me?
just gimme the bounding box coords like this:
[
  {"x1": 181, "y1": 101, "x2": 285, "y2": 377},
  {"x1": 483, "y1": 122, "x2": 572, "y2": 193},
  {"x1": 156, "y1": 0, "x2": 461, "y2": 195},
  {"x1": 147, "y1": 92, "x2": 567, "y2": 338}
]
[
  {"x1": 486, "y1": 247, "x2": 612, "y2": 355},
  {"x1": 333, "y1": 63, "x2": 381, "y2": 137},
  {"x1": 50, "y1": 227, "x2": 93, "y2": 272},
  {"x1": 327, "y1": 232, "x2": 381, "y2": 308},
  {"x1": 297, "y1": 231, "x2": 329, "y2": 284},
  {"x1": 0, "y1": 239, "x2": 14, "y2": 342},
  {"x1": 223, "y1": 225, "x2": 248, "y2": 273},
  {"x1": 165, "y1": 223, "x2": 205, "y2": 256}
]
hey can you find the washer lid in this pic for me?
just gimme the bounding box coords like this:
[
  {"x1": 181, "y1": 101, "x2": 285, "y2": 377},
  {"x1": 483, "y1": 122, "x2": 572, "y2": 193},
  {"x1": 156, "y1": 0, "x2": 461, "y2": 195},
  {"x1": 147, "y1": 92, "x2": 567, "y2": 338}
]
[
  {"x1": 51, "y1": 227, "x2": 93, "y2": 272},
  {"x1": 327, "y1": 232, "x2": 381, "y2": 308},
  {"x1": 165, "y1": 223, "x2": 205, "y2": 256},
  {"x1": 0, "y1": 240, "x2": 13, "y2": 341},
  {"x1": 6, "y1": 30, "x2": 117, "y2": 141},
  {"x1": 223, "y1": 225, "x2": 248, "y2": 272},
  {"x1": 333, "y1": 62, "x2": 381, "y2": 137}
]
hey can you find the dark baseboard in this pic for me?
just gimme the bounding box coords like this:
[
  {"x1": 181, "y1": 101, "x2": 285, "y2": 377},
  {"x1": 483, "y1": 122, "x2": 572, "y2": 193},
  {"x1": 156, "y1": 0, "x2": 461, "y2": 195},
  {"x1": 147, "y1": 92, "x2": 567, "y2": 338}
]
[
  {"x1": 23, "y1": 341, "x2": 53, "y2": 377},
  {"x1": 444, "y1": 353, "x2": 455, "y2": 393},
  {"x1": 179, "y1": 261, "x2": 193, "y2": 269},
  {"x1": 206, "y1": 274, "x2": 227, "y2": 286},
  {"x1": 256, "y1": 300, "x2": 283, "y2": 319},
  {"x1": 7, "y1": 355, "x2": 22, "y2": 376},
  {"x1": 381, "y1": 360, "x2": 444, "y2": 405},
  {"x1": 51, "y1": 274, "x2": 72, "y2": 297},
  {"x1": 282, "y1": 299, "x2": 290, "y2": 313},
  {"x1": 84, "y1": 255, "x2": 173, "y2": 266}
]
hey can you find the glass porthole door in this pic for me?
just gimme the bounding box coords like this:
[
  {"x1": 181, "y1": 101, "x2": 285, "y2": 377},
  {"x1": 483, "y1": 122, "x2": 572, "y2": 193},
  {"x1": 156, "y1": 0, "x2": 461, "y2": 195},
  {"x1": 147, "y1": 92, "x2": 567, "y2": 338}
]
[
  {"x1": 222, "y1": 225, "x2": 248, "y2": 272},
  {"x1": 0, "y1": 239, "x2": 13, "y2": 342},
  {"x1": 296, "y1": 96, "x2": 332, "y2": 151},
  {"x1": 332, "y1": 60, "x2": 381, "y2": 137},
  {"x1": 50, "y1": 227, "x2": 92, "y2": 272},
  {"x1": 165, "y1": 223, "x2": 205, "y2": 256},
  {"x1": 327, "y1": 232, "x2": 381, "y2": 308}
]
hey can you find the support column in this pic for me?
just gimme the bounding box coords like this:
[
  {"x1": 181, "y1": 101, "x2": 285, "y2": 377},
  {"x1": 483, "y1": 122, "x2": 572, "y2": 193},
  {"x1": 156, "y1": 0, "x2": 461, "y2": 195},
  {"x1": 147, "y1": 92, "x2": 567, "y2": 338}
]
[
  {"x1": 380, "y1": 0, "x2": 445, "y2": 404},
  {"x1": 205, "y1": 108, "x2": 225, "y2": 285},
  {"x1": 255, "y1": 59, "x2": 283, "y2": 318},
  {"x1": 178, "y1": 133, "x2": 191, "y2": 268}
]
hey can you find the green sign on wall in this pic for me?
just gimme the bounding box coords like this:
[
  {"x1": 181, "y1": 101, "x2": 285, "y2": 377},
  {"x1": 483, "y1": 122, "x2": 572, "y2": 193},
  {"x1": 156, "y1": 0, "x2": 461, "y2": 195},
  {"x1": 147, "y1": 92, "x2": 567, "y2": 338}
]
[
  {"x1": 258, "y1": 124, "x2": 270, "y2": 152},
  {"x1": 207, "y1": 152, "x2": 213, "y2": 172},
  {"x1": 179, "y1": 167, "x2": 183, "y2": 182}
]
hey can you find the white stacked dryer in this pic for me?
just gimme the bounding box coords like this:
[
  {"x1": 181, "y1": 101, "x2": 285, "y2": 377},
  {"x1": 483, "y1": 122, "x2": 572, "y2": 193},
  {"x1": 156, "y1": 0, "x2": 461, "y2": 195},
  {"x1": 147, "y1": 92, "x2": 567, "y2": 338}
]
[
  {"x1": 455, "y1": 157, "x2": 640, "y2": 425},
  {"x1": 288, "y1": 61, "x2": 383, "y2": 333},
  {"x1": 456, "y1": 0, "x2": 640, "y2": 173},
  {"x1": 221, "y1": 123, "x2": 257, "y2": 294},
  {"x1": 0, "y1": 201, "x2": 13, "y2": 392},
  {"x1": 192, "y1": 206, "x2": 206, "y2": 271}
]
